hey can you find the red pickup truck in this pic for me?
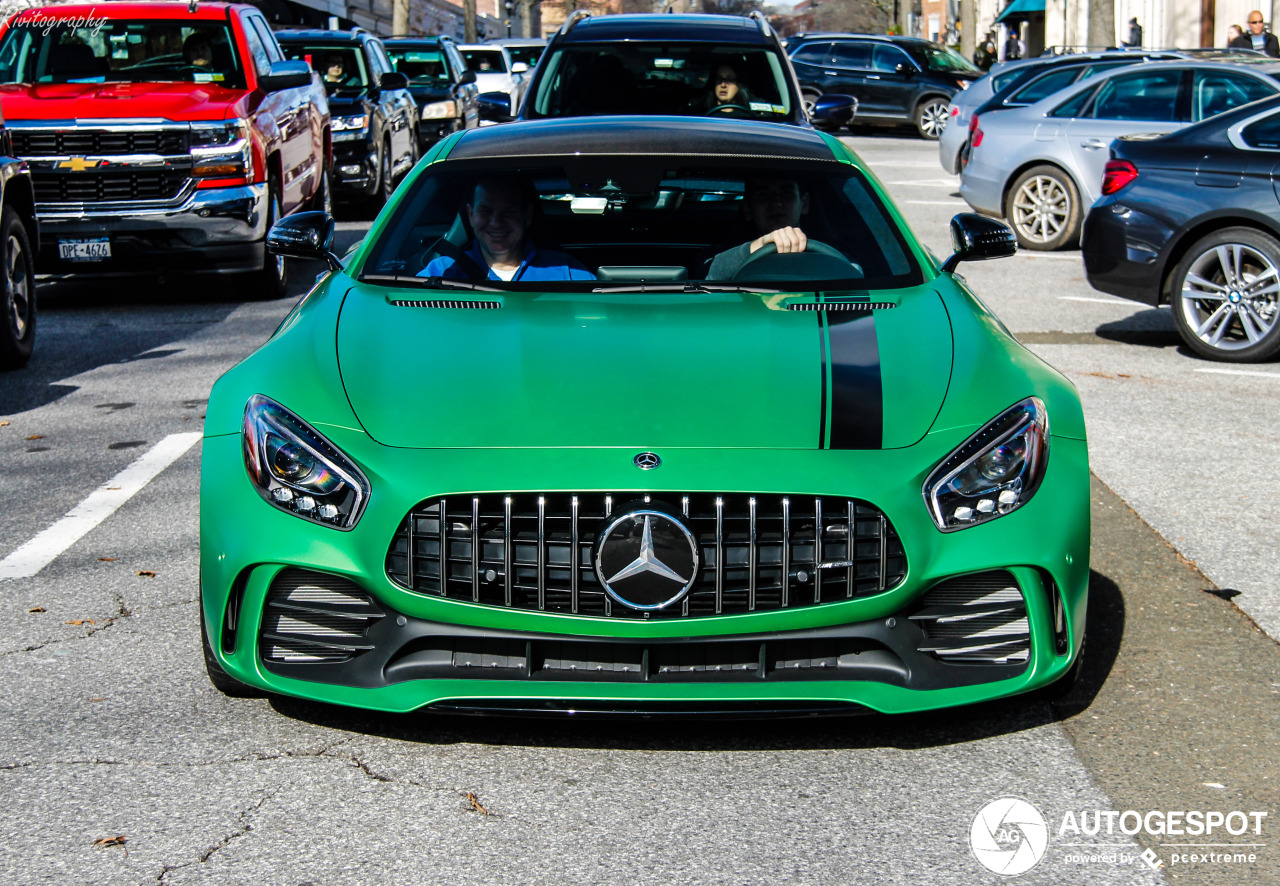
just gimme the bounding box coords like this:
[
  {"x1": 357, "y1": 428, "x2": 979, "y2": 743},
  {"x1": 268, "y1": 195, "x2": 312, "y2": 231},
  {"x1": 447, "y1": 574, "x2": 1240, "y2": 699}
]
[{"x1": 0, "y1": 2, "x2": 330, "y2": 297}]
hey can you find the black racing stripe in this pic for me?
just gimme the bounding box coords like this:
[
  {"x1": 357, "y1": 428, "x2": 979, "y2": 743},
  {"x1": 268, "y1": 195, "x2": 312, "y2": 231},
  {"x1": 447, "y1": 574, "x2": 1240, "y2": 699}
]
[
  {"x1": 817, "y1": 312, "x2": 828, "y2": 449},
  {"x1": 827, "y1": 312, "x2": 883, "y2": 450}
]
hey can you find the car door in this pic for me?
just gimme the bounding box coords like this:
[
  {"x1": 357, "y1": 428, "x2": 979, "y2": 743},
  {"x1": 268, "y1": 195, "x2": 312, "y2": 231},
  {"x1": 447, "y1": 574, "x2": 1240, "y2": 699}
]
[
  {"x1": 866, "y1": 43, "x2": 919, "y2": 121},
  {"x1": 1065, "y1": 67, "x2": 1185, "y2": 204},
  {"x1": 824, "y1": 41, "x2": 875, "y2": 113},
  {"x1": 447, "y1": 43, "x2": 479, "y2": 129},
  {"x1": 369, "y1": 40, "x2": 414, "y2": 168},
  {"x1": 1238, "y1": 110, "x2": 1280, "y2": 204},
  {"x1": 247, "y1": 14, "x2": 314, "y2": 213}
]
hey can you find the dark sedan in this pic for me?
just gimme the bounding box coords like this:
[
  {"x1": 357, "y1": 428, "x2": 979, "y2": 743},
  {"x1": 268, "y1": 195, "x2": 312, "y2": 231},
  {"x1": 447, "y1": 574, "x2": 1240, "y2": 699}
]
[{"x1": 1083, "y1": 94, "x2": 1280, "y2": 362}]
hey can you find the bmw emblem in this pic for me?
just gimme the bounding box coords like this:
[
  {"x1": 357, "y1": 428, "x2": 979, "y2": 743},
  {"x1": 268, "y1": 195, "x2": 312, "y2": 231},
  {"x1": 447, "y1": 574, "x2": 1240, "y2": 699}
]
[
  {"x1": 633, "y1": 451, "x2": 661, "y2": 470},
  {"x1": 594, "y1": 509, "x2": 699, "y2": 611}
]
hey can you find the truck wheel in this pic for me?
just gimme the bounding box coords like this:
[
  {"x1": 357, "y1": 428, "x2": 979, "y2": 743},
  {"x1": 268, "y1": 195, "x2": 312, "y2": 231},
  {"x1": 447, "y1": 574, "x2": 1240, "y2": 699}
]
[
  {"x1": 248, "y1": 175, "x2": 288, "y2": 300},
  {"x1": 310, "y1": 166, "x2": 332, "y2": 216},
  {"x1": 378, "y1": 140, "x2": 394, "y2": 205},
  {"x1": 0, "y1": 207, "x2": 35, "y2": 371}
]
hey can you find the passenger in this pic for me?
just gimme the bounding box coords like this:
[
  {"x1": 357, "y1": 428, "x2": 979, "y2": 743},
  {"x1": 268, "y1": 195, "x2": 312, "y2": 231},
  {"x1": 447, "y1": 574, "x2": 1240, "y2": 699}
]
[
  {"x1": 183, "y1": 34, "x2": 213, "y2": 68},
  {"x1": 421, "y1": 177, "x2": 595, "y2": 282},
  {"x1": 694, "y1": 63, "x2": 750, "y2": 113},
  {"x1": 706, "y1": 177, "x2": 811, "y2": 279},
  {"x1": 323, "y1": 53, "x2": 347, "y2": 85}
]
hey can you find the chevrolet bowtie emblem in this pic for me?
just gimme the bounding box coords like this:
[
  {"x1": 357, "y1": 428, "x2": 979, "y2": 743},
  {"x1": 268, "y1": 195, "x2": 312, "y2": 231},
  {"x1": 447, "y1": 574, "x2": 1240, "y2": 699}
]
[
  {"x1": 59, "y1": 157, "x2": 100, "y2": 171},
  {"x1": 604, "y1": 515, "x2": 690, "y2": 586}
]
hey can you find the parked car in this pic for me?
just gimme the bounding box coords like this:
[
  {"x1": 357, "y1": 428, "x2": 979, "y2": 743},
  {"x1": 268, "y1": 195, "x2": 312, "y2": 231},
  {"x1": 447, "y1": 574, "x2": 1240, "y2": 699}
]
[
  {"x1": 1083, "y1": 95, "x2": 1280, "y2": 362},
  {"x1": 0, "y1": 107, "x2": 36, "y2": 371},
  {"x1": 0, "y1": 2, "x2": 330, "y2": 298},
  {"x1": 200, "y1": 114, "x2": 1089, "y2": 715},
  {"x1": 960, "y1": 58, "x2": 1280, "y2": 250},
  {"x1": 504, "y1": 11, "x2": 854, "y2": 129},
  {"x1": 384, "y1": 36, "x2": 479, "y2": 152},
  {"x1": 277, "y1": 28, "x2": 417, "y2": 205},
  {"x1": 459, "y1": 44, "x2": 527, "y2": 118},
  {"x1": 788, "y1": 33, "x2": 981, "y2": 139}
]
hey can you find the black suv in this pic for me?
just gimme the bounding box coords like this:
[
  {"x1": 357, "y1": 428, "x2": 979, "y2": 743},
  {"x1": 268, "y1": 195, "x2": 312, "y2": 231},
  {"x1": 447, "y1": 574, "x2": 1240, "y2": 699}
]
[
  {"x1": 277, "y1": 28, "x2": 418, "y2": 204},
  {"x1": 384, "y1": 36, "x2": 479, "y2": 153},
  {"x1": 789, "y1": 33, "x2": 980, "y2": 139},
  {"x1": 499, "y1": 11, "x2": 854, "y2": 129}
]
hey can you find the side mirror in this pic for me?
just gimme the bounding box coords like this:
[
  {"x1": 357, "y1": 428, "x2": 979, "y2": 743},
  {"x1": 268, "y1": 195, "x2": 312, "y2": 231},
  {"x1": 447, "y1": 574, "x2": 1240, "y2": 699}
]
[
  {"x1": 267, "y1": 211, "x2": 342, "y2": 270},
  {"x1": 458, "y1": 69, "x2": 477, "y2": 85},
  {"x1": 380, "y1": 71, "x2": 410, "y2": 91},
  {"x1": 941, "y1": 213, "x2": 1017, "y2": 273},
  {"x1": 259, "y1": 59, "x2": 312, "y2": 92},
  {"x1": 511, "y1": 61, "x2": 528, "y2": 74},
  {"x1": 477, "y1": 90, "x2": 513, "y2": 122},
  {"x1": 895, "y1": 62, "x2": 915, "y2": 76},
  {"x1": 812, "y1": 93, "x2": 856, "y2": 124}
]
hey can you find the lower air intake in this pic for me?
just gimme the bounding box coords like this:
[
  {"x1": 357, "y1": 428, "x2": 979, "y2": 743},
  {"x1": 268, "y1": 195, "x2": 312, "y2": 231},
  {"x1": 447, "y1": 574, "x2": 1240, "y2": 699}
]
[
  {"x1": 259, "y1": 568, "x2": 384, "y2": 664},
  {"x1": 909, "y1": 570, "x2": 1029, "y2": 665}
]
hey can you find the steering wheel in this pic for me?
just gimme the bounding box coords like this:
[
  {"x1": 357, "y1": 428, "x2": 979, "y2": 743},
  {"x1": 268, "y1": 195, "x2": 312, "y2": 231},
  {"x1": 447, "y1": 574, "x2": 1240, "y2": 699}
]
[
  {"x1": 730, "y1": 240, "x2": 862, "y2": 281},
  {"x1": 705, "y1": 103, "x2": 752, "y2": 118}
]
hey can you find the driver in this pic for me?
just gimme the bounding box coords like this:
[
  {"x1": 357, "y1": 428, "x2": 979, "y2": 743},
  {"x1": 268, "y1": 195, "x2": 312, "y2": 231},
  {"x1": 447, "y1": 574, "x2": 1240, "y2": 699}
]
[
  {"x1": 323, "y1": 53, "x2": 348, "y2": 85},
  {"x1": 692, "y1": 63, "x2": 750, "y2": 114},
  {"x1": 182, "y1": 34, "x2": 213, "y2": 68},
  {"x1": 420, "y1": 177, "x2": 596, "y2": 282},
  {"x1": 706, "y1": 177, "x2": 810, "y2": 279}
]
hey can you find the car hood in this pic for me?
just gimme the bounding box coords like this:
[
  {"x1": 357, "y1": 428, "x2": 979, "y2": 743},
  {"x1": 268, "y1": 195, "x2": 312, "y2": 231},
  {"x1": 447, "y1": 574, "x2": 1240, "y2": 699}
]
[
  {"x1": 408, "y1": 85, "x2": 451, "y2": 103},
  {"x1": 0, "y1": 82, "x2": 245, "y2": 122},
  {"x1": 335, "y1": 282, "x2": 953, "y2": 450},
  {"x1": 326, "y1": 94, "x2": 369, "y2": 117}
]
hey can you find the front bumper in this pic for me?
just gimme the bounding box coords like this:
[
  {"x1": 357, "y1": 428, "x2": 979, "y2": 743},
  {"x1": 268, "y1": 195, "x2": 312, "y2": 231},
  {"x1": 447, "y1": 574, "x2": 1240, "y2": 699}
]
[
  {"x1": 200, "y1": 432, "x2": 1091, "y2": 716},
  {"x1": 331, "y1": 135, "x2": 377, "y2": 193},
  {"x1": 35, "y1": 182, "x2": 268, "y2": 275},
  {"x1": 1081, "y1": 197, "x2": 1172, "y2": 306}
]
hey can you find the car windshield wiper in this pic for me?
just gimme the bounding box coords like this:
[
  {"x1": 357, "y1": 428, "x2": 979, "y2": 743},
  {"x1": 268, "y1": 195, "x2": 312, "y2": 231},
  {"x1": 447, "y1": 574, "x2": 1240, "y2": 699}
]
[
  {"x1": 358, "y1": 274, "x2": 505, "y2": 292},
  {"x1": 591, "y1": 282, "x2": 785, "y2": 294}
]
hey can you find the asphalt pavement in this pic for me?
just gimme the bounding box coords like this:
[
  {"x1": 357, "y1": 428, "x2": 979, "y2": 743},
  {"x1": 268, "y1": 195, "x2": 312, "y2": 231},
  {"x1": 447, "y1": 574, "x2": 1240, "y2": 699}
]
[{"x1": 0, "y1": 138, "x2": 1276, "y2": 885}]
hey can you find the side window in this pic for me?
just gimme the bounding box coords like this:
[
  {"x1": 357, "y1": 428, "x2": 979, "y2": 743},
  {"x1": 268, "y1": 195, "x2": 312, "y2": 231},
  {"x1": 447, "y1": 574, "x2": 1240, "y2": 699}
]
[
  {"x1": 1242, "y1": 112, "x2": 1280, "y2": 148},
  {"x1": 1193, "y1": 72, "x2": 1277, "y2": 122},
  {"x1": 1089, "y1": 70, "x2": 1181, "y2": 122},
  {"x1": 1049, "y1": 85, "x2": 1097, "y2": 119},
  {"x1": 445, "y1": 44, "x2": 465, "y2": 81},
  {"x1": 369, "y1": 42, "x2": 393, "y2": 76},
  {"x1": 249, "y1": 17, "x2": 282, "y2": 64},
  {"x1": 791, "y1": 43, "x2": 832, "y2": 65},
  {"x1": 240, "y1": 17, "x2": 271, "y2": 78},
  {"x1": 830, "y1": 41, "x2": 870, "y2": 69},
  {"x1": 871, "y1": 44, "x2": 913, "y2": 74},
  {"x1": 1008, "y1": 66, "x2": 1084, "y2": 105}
]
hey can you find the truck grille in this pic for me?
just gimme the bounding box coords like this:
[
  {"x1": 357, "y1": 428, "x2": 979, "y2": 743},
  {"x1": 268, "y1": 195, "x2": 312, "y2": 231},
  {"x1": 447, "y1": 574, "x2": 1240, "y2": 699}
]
[
  {"x1": 910, "y1": 570, "x2": 1030, "y2": 665},
  {"x1": 31, "y1": 169, "x2": 190, "y2": 203},
  {"x1": 259, "y1": 568, "x2": 385, "y2": 664},
  {"x1": 385, "y1": 492, "x2": 907, "y2": 619},
  {"x1": 12, "y1": 128, "x2": 189, "y2": 156}
]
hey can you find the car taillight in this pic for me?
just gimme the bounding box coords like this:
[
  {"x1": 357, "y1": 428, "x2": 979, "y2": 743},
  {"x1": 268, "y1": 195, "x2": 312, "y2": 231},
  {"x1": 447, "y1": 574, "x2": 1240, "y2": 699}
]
[
  {"x1": 1101, "y1": 159, "x2": 1138, "y2": 195},
  {"x1": 969, "y1": 114, "x2": 983, "y2": 148},
  {"x1": 951, "y1": 106, "x2": 960, "y2": 118}
]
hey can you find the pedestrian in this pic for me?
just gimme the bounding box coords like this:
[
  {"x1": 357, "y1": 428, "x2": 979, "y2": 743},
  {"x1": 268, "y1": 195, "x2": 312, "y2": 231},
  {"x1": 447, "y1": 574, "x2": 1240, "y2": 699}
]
[
  {"x1": 1230, "y1": 10, "x2": 1280, "y2": 57},
  {"x1": 1124, "y1": 17, "x2": 1143, "y2": 47},
  {"x1": 1004, "y1": 31, "x2": 1024, "y2": 60},
  {"x1": 1227, "y1": 23, "x2": 1244, "y2": 46},
  {"x1": 973, "y1": 35, "x2": 996, "y2": 70}
]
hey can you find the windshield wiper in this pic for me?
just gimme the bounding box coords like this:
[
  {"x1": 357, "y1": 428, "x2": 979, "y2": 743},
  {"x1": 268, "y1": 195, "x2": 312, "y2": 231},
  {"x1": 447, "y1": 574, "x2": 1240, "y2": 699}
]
[
  {"x1": 591, "y1": 282, "x2": 785, "y2": 294},
  {"x1": 358, "y1": 274, "x2": 505, "y2": 292}
]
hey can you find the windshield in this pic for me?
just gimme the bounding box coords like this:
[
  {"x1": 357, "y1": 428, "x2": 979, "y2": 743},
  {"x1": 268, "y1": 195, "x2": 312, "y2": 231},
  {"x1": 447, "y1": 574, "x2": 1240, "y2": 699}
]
[
  {"x1": 504, "y1": 44, "x2": 543, "y2": 68},
  {"x1": 529, "y1": 43, "x2": 794, "y2": 121},
  {"x1": 361, "y1": 157, "x2": 920, "y2": 290},
  {"x1": 0, "y1": 19, "x2": 244, "y2": 87},
  {"x1": 387, "y1": 46, "x2": 450, "y2": 86},
  {"x1": 921, "y1": 44, "x2": 979, "y2": 74},
  {"x1": 463, "y1": 49, "x2": 507, "y2": 74},
  {"x1": 279, "y1": 43, "x2": 368, "y2": 94}
]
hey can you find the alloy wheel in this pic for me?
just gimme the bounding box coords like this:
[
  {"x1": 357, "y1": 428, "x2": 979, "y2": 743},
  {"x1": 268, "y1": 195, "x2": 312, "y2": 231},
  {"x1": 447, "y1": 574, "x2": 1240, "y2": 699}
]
[
  {"x1": 917, "y1": 100, "x2": 949, "y2": 139},
  {"x1": 1011, "y1": 175, "x2": 1070, "y2": 245},
  {"x1": 6, "y1": 231, "x2": 30, "y2": 341},
  {"x1": 1179, "y1": 242, "x2": 1280, "y2": 354}
]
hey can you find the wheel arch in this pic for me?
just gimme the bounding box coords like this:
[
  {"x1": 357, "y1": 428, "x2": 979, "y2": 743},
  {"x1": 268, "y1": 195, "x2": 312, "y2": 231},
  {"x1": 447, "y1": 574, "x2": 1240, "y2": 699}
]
[
  {"x1": 2, "y1": 172, "x2": 36, "y2": 251},
  {"x1": 1158, "y1": 214, "x2": 1280, "y2": 306}
]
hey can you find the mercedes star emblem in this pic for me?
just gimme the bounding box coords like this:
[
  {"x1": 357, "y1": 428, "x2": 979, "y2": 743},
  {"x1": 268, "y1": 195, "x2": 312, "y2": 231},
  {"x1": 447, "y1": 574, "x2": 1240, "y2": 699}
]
[
  {"x1": 633, "y1": 451, "x2": 661, "y2": 470},
  {"x1": 593, "y1": 509, "x2": 699, "y2": 611}
]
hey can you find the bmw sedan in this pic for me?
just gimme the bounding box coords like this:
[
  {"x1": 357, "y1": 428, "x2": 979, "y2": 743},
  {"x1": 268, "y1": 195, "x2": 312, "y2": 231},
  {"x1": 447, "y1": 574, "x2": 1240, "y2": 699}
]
[
  {"x1": 961, "y1": 58, "x2": 1280, "y2": 250},
  {"x1": 199, "y1": 116, "x2": 1089, "y2": 717}
]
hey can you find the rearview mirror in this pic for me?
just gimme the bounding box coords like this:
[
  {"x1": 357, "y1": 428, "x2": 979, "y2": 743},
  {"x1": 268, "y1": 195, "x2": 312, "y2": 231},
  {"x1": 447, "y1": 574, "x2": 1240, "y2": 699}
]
[
  {"x1": 477, "y1": 90, "x2": 513, "y2": 122},
  {"x1": 941, "y1": 213, "x2": 1017, "y2": 273},
  {"x1": 267, "y1": 211, "x2": 342, "y2": 270}
]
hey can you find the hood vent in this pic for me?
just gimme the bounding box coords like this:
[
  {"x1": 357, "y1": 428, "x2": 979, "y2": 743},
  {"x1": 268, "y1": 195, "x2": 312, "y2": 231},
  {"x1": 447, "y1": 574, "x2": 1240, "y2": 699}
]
[
  {"x1": 259, "y1": 568, "x2": 384, "y2": 664},
  {"x1": 786, "y1": 302, "x2": 896, "y2": 312},
  {"x1": 389, "y1": 299, "x2": 501, "y2": 309},
  {"x1": 909, "y1": 570, "x2": 1029, "y2": 665}
]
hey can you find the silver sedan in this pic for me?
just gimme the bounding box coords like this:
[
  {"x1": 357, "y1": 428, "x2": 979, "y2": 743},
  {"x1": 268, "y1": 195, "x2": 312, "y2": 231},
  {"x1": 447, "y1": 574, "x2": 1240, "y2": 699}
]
[{"x1": 959, "y1": 59, "x2": 1280, "y2": 250}]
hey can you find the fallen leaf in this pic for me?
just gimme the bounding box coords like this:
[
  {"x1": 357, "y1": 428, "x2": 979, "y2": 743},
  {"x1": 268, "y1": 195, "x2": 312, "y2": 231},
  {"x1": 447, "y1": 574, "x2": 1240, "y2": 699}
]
[
  {"x1": 0, "y1": 420, "x2": 9, "y2": 427},
  {"x1": 1081, "y1": 371, "x2": 1114, "y2": 379},
  {"x1": 27, "y1": 606, "x2": 45, "y2": 613},
  {"x1": 464, "y1": 791, "x2": 494, "y2": 816},
  {"x1": 92, "y1": 835, "x2": 128, "y2": 856},
  {"x1": 105, "y1": 487, "x2": 121, "y2": 491},
  {"x1": 64, "y1": 619, "x2": 96, "y2": 626},
  {"x1": 1117, "y1": 373, "x2": 1131, "y2": 378},
  {"x1": 97, "y1": 557, "x2": 118, "y2": 562},
  {"x1": 25, "y1": 434, "x2": 43, "y2": 440},
  {"x1": 136, "y1": 570, "x2": 156, "y2": 578},
  {"x1": 90, "y1": 697, "x2": 105, "y2": 702}
]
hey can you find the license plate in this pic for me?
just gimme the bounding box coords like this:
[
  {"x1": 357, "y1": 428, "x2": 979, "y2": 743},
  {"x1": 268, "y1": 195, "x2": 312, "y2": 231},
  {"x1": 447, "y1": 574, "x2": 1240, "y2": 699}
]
[{"x1": 58, "y1": 238, "x2": 111, "y2": 262}]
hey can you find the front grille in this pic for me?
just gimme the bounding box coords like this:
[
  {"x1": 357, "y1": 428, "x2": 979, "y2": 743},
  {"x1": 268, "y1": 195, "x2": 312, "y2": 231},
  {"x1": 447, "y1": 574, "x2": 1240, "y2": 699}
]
[
  {"x1": 909, "y1": 570, "x2": 1029, "y2": 665},
  {"x1": 385, "y1": 493, "x2": 907, "y2": 619},
  {"x1": 32, "y1": 169, "x2": 190, "y2": 204},
  {"x1": 259, "y1": 568, "x2": 385, "y2": 664},
  {"x1": 12, "y1": 128, "x2": 189, "y2": 156}
]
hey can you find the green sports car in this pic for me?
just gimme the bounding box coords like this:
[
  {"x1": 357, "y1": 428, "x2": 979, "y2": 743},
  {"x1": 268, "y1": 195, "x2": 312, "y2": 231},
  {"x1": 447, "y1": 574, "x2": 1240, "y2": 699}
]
[{"x1": 199, "y1": 116, "x2": 1089, "y2": 716}]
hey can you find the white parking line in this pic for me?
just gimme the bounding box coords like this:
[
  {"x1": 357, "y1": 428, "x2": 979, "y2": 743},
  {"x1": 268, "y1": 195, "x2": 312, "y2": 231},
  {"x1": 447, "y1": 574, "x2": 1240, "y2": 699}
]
[
  {"x1": 0, "y1": 433, "x2": 202, "y2": 581},
  {"x1": 1060, "y1": 296, "x2": 1133, "y2": 305},
  {"x1": 1194, "y1": 368, "x2": 1280, "y2": 380},
  {"x1": 885, "y1": 179, "x2": 959, "y2": 186},
  {"x1": 903, "y1": 200, "x2": 967, "y2": 206}
]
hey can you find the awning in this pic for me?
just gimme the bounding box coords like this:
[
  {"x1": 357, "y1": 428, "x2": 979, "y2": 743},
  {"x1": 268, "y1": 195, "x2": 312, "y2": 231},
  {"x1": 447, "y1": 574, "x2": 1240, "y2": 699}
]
[{"x1": 995, "y1": 0, "x2": 1046, "y2": 23}]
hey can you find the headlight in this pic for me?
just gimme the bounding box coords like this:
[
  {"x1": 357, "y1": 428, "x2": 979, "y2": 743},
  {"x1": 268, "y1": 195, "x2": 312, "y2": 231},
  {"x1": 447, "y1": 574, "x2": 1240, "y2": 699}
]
[
  {"x1": 954, "y1": 79, "x2": 970, "y2": 90},
  {"x1": 333, "y1": 114, "x2": 369, "y2": 132},
  {"x1": 923, "y1": 397, "x2": 1049, "y2": 532},
  {"x1": 191, "y1": 119, "x2": 248, "y2": 148},
  {"x1": 242, "y1": 395, "x2": 370, "y2": 529},
  {"x1": 419, "y1": 100, "x2": 457, "y2": 120},
  {"x1": 191, "y1": 119, "x2": 252, "y2": 181}
]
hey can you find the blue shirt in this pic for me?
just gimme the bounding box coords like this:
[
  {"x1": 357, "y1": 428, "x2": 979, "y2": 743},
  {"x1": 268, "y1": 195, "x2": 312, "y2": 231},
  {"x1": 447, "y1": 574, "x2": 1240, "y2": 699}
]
[{"x1": 420, "y1": 241, "x2": 595, "y2": 281}]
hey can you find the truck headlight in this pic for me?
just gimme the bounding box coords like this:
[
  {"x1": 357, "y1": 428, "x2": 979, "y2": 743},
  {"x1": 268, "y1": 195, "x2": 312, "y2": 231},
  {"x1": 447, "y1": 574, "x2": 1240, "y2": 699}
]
[
  {"x1": 923, "y1": 397, "x2": 1049, "y2": 531},
  {"x1": 419, "y1": 100, "x2": 457, "y2": 120},
  {"x1": 333, "y1": 114, "x2": 369, "y2": 132},
  {"x1": 191, "y1": 119, "x2": 252, "y2": 183},
  {"x1": 242, "y1": 395, "x2": 370, "y2": 529}
]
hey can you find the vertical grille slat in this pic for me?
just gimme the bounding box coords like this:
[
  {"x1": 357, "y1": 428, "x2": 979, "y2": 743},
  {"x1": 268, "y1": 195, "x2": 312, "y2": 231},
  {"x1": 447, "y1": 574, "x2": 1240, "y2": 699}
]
[{"x1": 386, "y1": 493, "x2": 907, "y2": 620}]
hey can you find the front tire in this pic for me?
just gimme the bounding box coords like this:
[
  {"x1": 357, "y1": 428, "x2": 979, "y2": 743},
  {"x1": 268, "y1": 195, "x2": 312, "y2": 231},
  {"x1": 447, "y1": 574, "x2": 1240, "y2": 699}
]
[
  {"x1": 1004, "y1": 165, "x2": 1081, "y2": 251},
  {"x1": 247, "y1": 174, "x2": 288, "y2": 299},
  {"x1": 914, "y1": 97, "x2": 950, "y2": 140},
  {"x1": 1170, "y1": 228, "x2": 1280, "y2": 362},
  {"x1": 200, "y1": 604, "x2": 264, "y2": 698},
  {"x1": 0, "y1": 206, "x2": 35, "y2": 371}
]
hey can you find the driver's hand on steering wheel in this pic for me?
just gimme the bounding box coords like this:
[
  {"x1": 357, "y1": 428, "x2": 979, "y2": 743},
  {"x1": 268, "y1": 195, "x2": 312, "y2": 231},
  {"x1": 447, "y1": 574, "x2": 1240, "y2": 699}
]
[{"x1": 750, "y1": 226, "x2": 808, "y2": 256}]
